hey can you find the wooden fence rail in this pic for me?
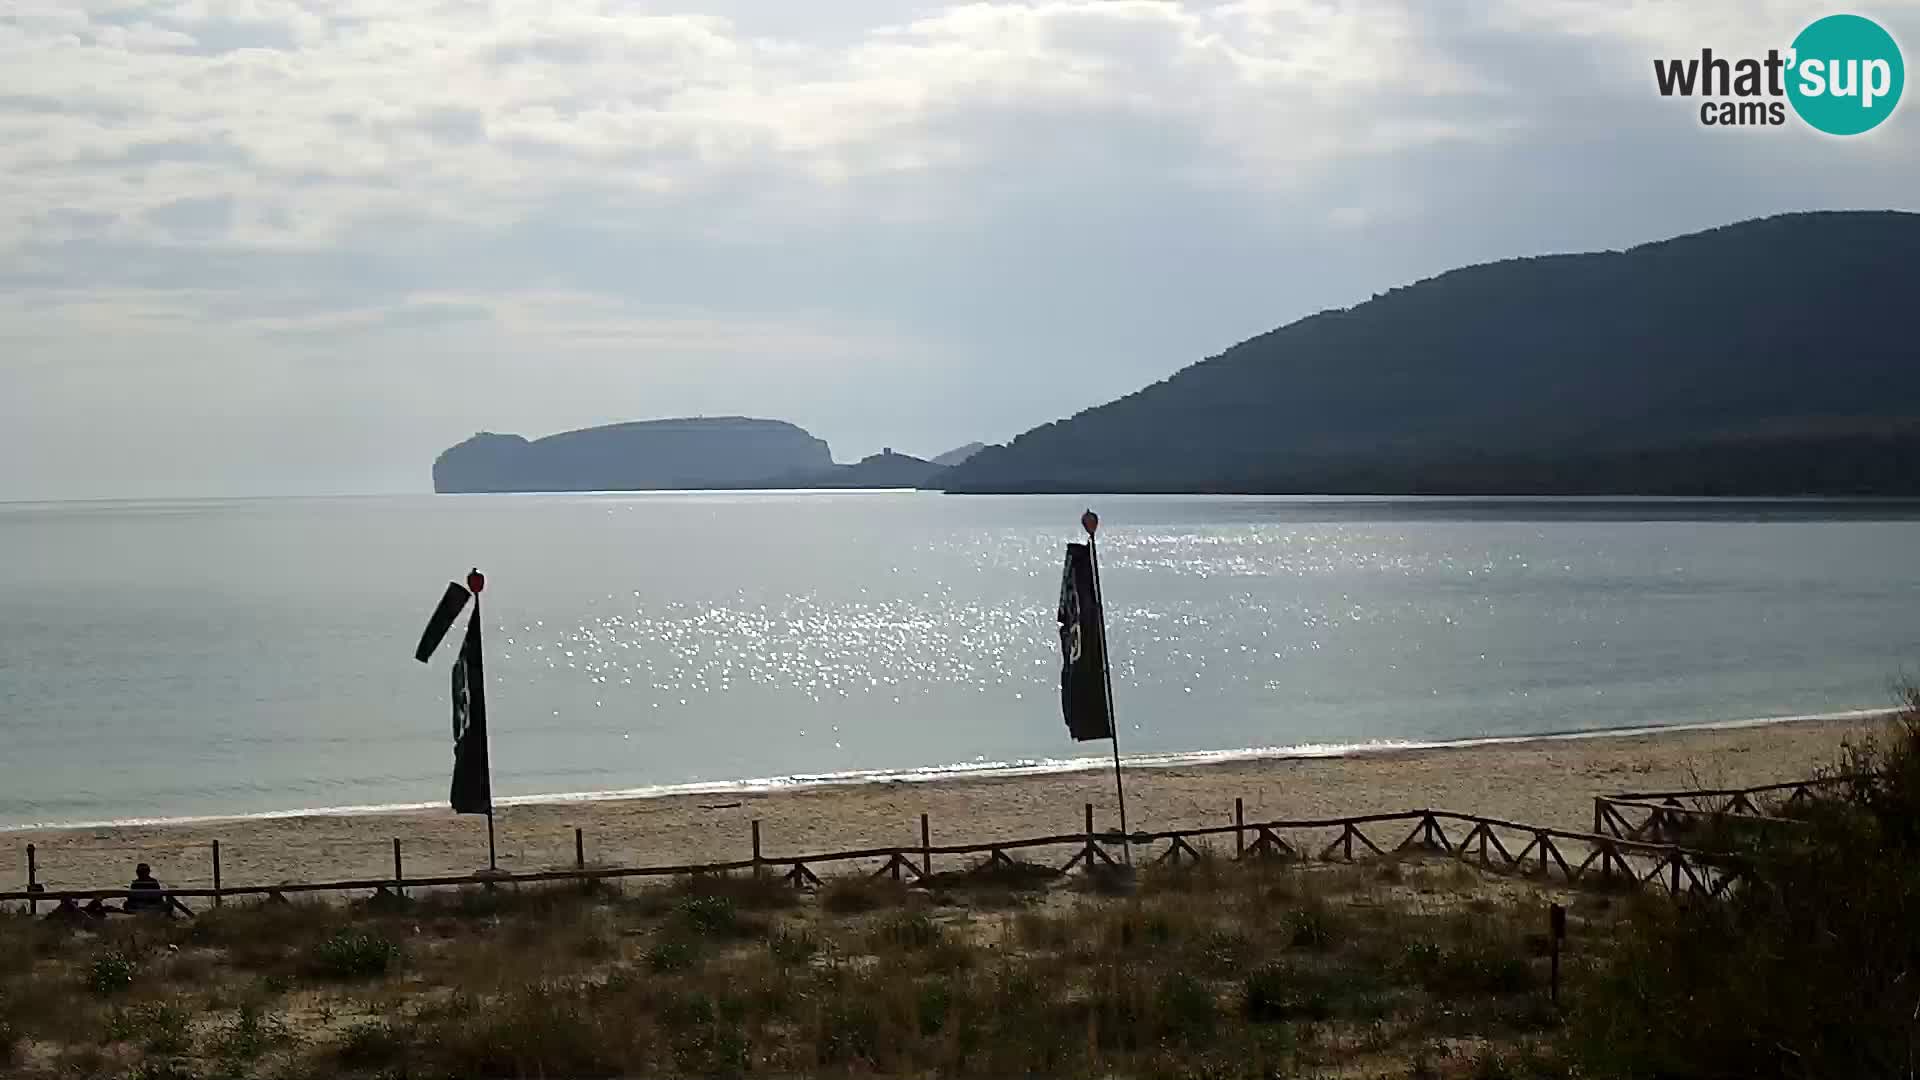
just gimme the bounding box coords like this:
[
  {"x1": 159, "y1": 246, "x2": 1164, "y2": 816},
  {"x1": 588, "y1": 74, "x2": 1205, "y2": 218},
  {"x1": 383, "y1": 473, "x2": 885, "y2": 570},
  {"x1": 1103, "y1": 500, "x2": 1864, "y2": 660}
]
[
  {"x1": 5, "y1": 800, "x2": 1745, "y2": 913},
  {"x1": 1592, "y1": 774, "x2": 1868, "y2": 844}
]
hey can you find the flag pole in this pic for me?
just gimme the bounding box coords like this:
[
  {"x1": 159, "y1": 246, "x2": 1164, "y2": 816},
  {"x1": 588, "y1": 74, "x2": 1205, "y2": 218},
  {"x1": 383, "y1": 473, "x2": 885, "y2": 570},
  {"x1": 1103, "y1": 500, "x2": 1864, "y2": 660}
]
[
  {"x1": 1084, "y1": 511, "x2": 1130, "y2": 867},
  {"x1": 469, "y1": 568, "x2": 498, "y2": 873}
]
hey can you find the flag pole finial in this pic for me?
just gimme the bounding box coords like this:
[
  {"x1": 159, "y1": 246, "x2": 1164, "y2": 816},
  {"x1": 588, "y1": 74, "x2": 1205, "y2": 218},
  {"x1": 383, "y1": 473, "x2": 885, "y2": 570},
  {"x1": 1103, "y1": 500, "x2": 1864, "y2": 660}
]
[
  {"x1": 1081, "y1": 509, "x2": 1099, "y2": 536},
  {"x1": 467, "y1": 567, "x2": 486, "y2": 595}
]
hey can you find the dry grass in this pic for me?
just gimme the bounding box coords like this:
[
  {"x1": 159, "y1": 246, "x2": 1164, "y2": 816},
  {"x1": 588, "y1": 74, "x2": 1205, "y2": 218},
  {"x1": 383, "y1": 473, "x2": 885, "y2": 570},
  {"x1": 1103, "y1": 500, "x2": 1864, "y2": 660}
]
[{"x1": 0, "y1": 854, "x2": 1611, "y2": 1079}]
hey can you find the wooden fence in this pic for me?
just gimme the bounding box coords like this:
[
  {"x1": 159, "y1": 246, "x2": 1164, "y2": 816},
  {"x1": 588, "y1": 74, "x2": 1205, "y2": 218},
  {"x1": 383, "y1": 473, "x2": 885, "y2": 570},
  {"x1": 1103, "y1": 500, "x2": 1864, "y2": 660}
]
[
  {"x1": 1593, "y1": 774, "x2": 1868, "y2": 845},
  {"x1": 3, "y1": 799, "x2": 1744, "y2": 916}
]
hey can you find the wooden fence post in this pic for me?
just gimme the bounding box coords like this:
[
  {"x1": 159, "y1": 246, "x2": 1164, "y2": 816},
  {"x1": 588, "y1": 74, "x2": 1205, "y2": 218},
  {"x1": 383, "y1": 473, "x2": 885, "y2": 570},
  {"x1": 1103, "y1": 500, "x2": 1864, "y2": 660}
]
[
  {"x1": 212, "y1": 840, "x2": 222, "y2": 908},
  {"x1": 1234, "y1": 798, "x2": 1245, "y2": 860},
  {"x1": 392, "y1": 838, "x2": 403, "y2": 895},
  {"x1": 920, "y1": 813, "x2": 931, "y2": 878},
  {"x1": 751, "y1": 820, "x2": 763, "y2": 878},
  {"x1": 575, "y1": 828, "x2": 585, "y2": 870},
  {"x1": 26, "y1": 843, "x2": 37, "y2": 916}
]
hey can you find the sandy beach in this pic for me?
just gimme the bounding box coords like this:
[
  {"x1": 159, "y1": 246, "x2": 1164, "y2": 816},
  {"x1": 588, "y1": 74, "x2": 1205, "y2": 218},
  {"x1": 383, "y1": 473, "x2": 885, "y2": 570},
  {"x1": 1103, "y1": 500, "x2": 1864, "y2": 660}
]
[{"x1": 6, "y1": 713, "x2": 1880, "y2": 896}]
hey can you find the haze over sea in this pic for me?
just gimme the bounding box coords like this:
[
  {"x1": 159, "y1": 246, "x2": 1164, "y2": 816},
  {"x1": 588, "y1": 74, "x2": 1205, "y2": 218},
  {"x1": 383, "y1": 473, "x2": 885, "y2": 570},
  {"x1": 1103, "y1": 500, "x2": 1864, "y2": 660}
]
[{"x1": 3, "y1": 493, "x2": 1917, "y2": 829}]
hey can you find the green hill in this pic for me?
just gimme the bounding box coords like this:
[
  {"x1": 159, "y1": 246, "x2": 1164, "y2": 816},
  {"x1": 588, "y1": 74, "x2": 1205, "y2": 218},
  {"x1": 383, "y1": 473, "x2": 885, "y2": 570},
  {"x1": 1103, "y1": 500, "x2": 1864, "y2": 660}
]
[{"x1": 944, "y1": 211, "x2": 1920, "y2": 495}]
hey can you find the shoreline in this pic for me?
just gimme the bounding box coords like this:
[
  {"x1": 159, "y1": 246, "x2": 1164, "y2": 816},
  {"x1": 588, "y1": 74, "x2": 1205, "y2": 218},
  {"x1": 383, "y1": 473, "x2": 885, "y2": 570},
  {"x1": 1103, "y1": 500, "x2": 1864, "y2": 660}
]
[
  {"x1": 2, "y1": 706, "x2": 1895, "y2": 836},
  {"x1": 6, "y1": 708, "x2": 1889, "y2": 893}
]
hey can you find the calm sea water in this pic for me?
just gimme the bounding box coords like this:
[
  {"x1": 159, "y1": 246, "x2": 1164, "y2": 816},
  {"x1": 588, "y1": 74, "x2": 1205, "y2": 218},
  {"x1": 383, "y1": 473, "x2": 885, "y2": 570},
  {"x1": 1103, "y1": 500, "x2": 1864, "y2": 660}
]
[{"x1": 2, "y1": 494, "x2": 1917, "y2": 828}]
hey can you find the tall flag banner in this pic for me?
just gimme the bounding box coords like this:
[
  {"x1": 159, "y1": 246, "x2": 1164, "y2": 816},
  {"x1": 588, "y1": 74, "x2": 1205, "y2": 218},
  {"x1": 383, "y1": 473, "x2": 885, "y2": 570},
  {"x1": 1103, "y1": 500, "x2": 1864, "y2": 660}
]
[
  {"x1": 1057, "y1": 542, "x2": 1114, "y2": 741},
  {"x1": 448, "y1": 610, "x2": 493, "y2": 815},
  {"x1": 416, "y1": 569, "x2": 499, "y2": 869}
]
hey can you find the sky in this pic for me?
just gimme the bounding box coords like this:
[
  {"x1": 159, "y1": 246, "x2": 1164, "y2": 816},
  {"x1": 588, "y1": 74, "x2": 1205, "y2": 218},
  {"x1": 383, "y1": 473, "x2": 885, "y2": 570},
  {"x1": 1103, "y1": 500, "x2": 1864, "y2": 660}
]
[{"x1": 3, "y1": 0, "x2": 1917, "y2": 499}]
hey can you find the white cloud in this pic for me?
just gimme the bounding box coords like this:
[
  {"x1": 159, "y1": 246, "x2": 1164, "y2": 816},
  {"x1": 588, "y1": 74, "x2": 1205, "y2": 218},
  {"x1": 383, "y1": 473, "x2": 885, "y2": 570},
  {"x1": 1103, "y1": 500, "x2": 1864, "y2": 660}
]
[{"x1": 2, "y1": 0, "x2": 1917, "y2": 497}]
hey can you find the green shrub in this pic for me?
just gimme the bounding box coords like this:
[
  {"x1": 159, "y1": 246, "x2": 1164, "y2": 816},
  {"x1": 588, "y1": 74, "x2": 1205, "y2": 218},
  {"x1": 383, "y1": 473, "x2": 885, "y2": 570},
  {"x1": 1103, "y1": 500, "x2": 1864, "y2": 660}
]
[
  {"x1": 676, "y1": 894, "x2": 737, "y2": 936},
  {"x1": 1570, "y1": 696, "x2": 1920, "y2": 1079},
  {"x1": 915, "y1": 980, "x2": 953, "y2": 1036},
  {"x1": 309, "y1": 928, "x2": 400, "y2": 978},
  {"x1": 87, "y1": 949, "x2": 136, "y2": 995},
  {"x1": 646, "y1": 939, "x2": 698, "y2": 972}
]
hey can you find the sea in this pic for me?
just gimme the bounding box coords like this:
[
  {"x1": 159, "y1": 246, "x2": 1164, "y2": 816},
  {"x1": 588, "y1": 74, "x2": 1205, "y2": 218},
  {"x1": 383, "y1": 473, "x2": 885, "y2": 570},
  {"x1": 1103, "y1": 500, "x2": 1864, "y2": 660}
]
[{"x1": 2, "y1": 493, "x2": 1917, "y2": 830}]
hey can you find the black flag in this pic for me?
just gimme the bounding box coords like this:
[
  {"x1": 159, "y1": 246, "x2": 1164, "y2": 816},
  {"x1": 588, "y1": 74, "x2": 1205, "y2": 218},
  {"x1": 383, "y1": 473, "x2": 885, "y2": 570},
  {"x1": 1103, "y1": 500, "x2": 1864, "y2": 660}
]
[
  {"x1": 449, "y1": 610, "x2": 493, "y2": 815},
  {"x1": 1057, "y1": 542, "x2": 1113, "y2": 741},
  {"x1": 415, "y1": 582, "x2": 472, "y2": 663}
]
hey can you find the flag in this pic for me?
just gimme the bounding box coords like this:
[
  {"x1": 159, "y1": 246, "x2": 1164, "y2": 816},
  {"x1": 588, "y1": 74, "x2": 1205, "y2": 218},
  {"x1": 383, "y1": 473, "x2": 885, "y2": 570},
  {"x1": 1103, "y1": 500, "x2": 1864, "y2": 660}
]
[
  {"x1": 449, "y1": 610, "x2": 493, "y2": 815},
  {"x1": 415, "y1": 582, "x2": 472, "y2": 663},
  {"x1": 1057, "y1": 542, "x2": 1113, "y2": 741}
]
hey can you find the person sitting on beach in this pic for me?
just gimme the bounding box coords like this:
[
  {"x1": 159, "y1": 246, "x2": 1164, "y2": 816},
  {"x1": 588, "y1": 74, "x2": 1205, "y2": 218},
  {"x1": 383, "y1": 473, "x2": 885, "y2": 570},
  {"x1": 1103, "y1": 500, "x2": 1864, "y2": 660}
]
[{"x1": 124, "y1": 863, "x2": 167, "y2": 913}]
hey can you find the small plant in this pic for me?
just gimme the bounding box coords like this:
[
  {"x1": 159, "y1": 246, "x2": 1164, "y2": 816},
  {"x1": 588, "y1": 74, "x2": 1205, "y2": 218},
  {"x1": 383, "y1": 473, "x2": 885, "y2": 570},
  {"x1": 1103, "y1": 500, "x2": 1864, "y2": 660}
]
[
  {"x1": 1014, "y1": 911, "x2": 1071, "y2": 948},
  {"x1": 1415, "y1": 941, "x2": 1534, "y2": 996},
  {"x1": 676, "y1": 894, "x2": 738, "y2": 936},
  {"x1": 309, "y1": 928, "x2": 400, "y2": 978},
  {"x1": 105, "y1": 1001, "x2": 193, "y2": 1054},
  {"x1": 439, "y1": 981, "x2": 634, "y2": 1078},
  {"x1": 1403, "y1": 940, "x2": 1442, "y2": 972},
  {"x1": 87, "y1": 949, "x2": 136, "y2": 995},
  {"x1": 1244, "y1": 963, "x2": 1331, "y2": 1023},
  {"x1": 678, "y1": 871, "x2": 797, "y2": 912},
  {"x1": 915, "y1": 980, "x2": 953, "y2": 1036},
  {"x1": 872, "y1": 911, "x2": 942, "y2": 951},
  {"x1": 1199, "y1": 927, "x2": 1250, "y2": 972},
  {"x1": 767, "y1": 924, "x2": 820, "y2": 965},
  {"x1": 815, "y1": 997, "x2": 881, "y2": 1065},
  {"x1": 126, "y1": 1061, "x2": 201, "y2": 1080},
  {"x1": 207, "y1": 1004, "x2": 295, "y2": 1065},
  {"x1": 1471, "y1": 1047, "x2": 1517, "y2": 1080},
  {"x1": 336, "y1": 1019, "x2": 409, "y2": 1069},
  {"x1": 647, "y1": 939, "x2": 699, "y2": 972},
  {"x1": 1288, "y1": 904, "x2": 1337, "y2": 950},
  {"x1": 821, "y1": 875, "x2": 906, "y2": 915},
  {"x1": 1155, "y1": 970, "x2": 1218, "y2": 1043}
]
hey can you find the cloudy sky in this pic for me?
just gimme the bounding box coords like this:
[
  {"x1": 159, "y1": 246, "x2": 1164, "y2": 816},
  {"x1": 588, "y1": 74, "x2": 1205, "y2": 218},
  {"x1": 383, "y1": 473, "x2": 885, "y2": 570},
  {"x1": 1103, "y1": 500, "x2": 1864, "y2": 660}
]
[{"x1": 3, "y1": 0, "x2": 1916, "y2": 499}]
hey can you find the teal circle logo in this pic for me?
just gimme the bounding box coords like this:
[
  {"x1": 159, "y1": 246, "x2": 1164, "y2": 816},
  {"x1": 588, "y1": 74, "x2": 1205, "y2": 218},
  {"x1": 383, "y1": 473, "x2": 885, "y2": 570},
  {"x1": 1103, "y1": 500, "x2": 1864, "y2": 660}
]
[{"x1": 1787, "y1": 14, "x2": 1904, "y2": 135}]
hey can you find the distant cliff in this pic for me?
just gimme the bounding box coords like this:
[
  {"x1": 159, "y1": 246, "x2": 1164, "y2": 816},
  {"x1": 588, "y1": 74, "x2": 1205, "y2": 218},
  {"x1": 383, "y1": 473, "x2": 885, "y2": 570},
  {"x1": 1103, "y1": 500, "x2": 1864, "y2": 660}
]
[
  {"x1": 944, "y1": 211, "x2": 1920, "y2": 495},
  {"x1": 433, "y1": 418, "x2": 834, "y2": 493}
]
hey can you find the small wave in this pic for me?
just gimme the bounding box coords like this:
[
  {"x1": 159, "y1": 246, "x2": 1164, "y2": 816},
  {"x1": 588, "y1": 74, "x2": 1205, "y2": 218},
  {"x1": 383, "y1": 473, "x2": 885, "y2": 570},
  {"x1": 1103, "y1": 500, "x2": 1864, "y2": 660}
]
[{"x1": 1, "y1": 706, "x2": 1893, "y2": 833}]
